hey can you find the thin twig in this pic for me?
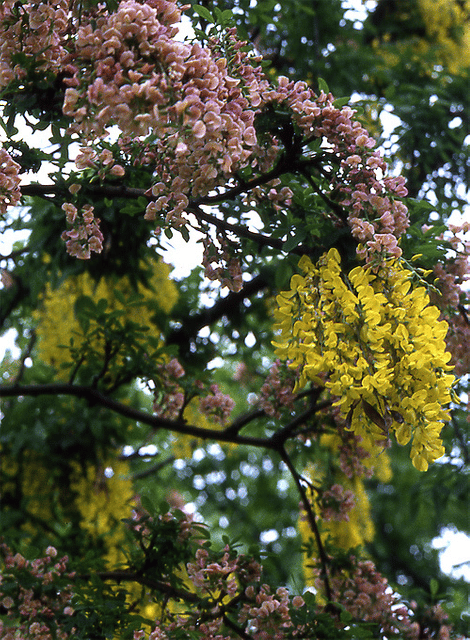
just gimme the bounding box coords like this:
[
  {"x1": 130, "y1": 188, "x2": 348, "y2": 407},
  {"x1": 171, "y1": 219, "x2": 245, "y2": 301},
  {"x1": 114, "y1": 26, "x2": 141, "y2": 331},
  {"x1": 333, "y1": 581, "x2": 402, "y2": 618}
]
[
  {"x1": 278, "y1": 446, "x2": 333, "y2": 604},
  {"x1": 222, "y1": 614, "x2": 253, "y2": 640},
  {"x1": 11, "y1": 331, "x2": 36, "y2": 385},
  {"x1": 269, "y1": 405, "x2": 321, "y2": 447},
  {"x1": 132, "y1": 456, "x2": 176, "y2": 480}
]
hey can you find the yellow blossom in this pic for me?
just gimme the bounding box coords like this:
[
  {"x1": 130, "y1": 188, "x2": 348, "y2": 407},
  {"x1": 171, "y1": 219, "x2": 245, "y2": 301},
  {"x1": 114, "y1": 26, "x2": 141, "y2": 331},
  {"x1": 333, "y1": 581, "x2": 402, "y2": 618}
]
[
  {"x1": 273, "y1": 250, "x2": 456, "y2": 471},
  {"x1": 34, "y1": 259, "x2": 178, "y2": 374},
  {"x1": 70, "y1": 457, "x2": 134, "y2": 568}
]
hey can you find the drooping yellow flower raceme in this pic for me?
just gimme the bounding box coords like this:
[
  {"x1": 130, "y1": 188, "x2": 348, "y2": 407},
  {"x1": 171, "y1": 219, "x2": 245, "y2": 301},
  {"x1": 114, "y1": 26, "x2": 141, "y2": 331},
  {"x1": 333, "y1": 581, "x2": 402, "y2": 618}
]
[
  {"x1": 34, "y1": 259, "x2": 178, "y2": 373},
  {"x1": 417, "y1": 0, "x2": 470, "y2": 73},
  {"x1": 273, "y1": 249, "x2": 456, "y2": 471},
  {"x1": 70, "y1": 458, "x2": 134, "y2": 569}
]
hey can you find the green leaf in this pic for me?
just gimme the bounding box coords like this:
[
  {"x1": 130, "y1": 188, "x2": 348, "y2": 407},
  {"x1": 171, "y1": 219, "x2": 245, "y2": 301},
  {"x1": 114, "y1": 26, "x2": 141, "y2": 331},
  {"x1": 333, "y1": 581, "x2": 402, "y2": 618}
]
[
  {"x1": 317, "y1": 77, "x2": 329, "y2": 94},
  {"x1": 283, "y1": 229, "x2": 306, "y2": 252},
  {"x1": 140, "y1": 495, "x2": 155, "y2": 515},
  {"x1": 74, "y1": 296, "x2": 95, "y2": 315},
  {"x1": 113, "y1": 289, "x2": 127, "y2": 306},
  {"x1": 214, "y1": 7, "x2": 233, "y2": 26},
  {"x1": 430, "y1": 578, "x2": 439, "y2": 597},
  {"x1": 193, "y1": 4, "x2": 213, "y2": 23},
  {"x1": 96, "y1": 297, "x2": 108, "y2": 315},
  {"x1": 333, "y1": 96, "x2": 350, "y2": 108}
]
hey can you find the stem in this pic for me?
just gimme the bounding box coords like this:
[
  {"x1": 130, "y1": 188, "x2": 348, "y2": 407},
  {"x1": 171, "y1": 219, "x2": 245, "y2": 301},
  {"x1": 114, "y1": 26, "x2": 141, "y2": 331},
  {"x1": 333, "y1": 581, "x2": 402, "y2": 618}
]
[
  {"x1": 132, "y1": 456, "x2": 176, "y2": 480},
  {"x1": 269, "y1": 404, "x2": 321, "y2": 446},
  {"x1": 278, "y1": 446, "x2": 333, "y2": 604},
  {"x1": 167, "y1": 271, "x2": 271, "y2": 354},
  {"x1": 11, "y1": 331, "x2": 36, "y2": 385},
  {"x1": 223, "y1": 614, "x2": 253, "y2": 640}
]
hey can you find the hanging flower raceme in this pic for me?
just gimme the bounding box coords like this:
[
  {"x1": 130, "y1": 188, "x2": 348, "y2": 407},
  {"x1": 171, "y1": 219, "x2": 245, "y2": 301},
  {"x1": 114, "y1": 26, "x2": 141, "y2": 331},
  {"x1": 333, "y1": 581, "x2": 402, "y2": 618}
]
[{"x1": 273, "y1": 249, "x2": 456, "y2": 471}]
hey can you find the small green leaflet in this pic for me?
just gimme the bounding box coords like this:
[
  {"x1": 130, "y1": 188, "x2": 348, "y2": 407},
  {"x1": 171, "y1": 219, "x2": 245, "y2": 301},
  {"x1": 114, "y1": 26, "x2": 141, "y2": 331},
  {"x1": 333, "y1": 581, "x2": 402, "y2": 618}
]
[
  {"x1": 317, "y1": 77, "x2": 329, "y2": 94},
  {"x1": 283, "y1": 228, "x2": 306, "y2": 252},
  {"x1": 193, "y1": 4, "x2": 213, "y2": 23}
]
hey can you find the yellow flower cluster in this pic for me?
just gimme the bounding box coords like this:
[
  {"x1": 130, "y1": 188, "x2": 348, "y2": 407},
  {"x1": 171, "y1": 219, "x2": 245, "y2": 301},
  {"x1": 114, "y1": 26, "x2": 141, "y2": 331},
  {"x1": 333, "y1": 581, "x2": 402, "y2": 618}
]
[
  {"x1": 418, "y1": 0, "x2": 470, "y2": 73},
  {"x1": 70, "y1": 458, "x2": 134, "y2": 568},
  {"x1": 273, "y1": 249, "x2": 456, "y2": 471},
  {"x1": 372, "y1": 0, "x2": 470, "y2": 75},
  {"x1": 35, "y1": 260, "x2": 178, "y2": 373}
]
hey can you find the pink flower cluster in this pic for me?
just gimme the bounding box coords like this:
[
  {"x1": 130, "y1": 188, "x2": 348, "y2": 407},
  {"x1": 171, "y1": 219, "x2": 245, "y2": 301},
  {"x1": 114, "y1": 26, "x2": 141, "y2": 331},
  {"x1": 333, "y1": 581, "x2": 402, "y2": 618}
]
[
  {"x1": 325, "y1": 558, "x2": 414, "y2": 637},
  {"x1": 324, "y1": 558, "x2": 466, "y2": 639},
  {"x1": 0, "y1": 148, "x2": 21, "y2": 215},
  {"x1": 243, "y1": 75, "x2": 410, "y2": 263},
  {"x1": 74, "y1": 146, "x2": 126, "y2": 179},
  {"x1": 239, "y1": 585, "x2": 303, "y2": 640},
  {"x1": 408, "y1": 602, "x2": 458, "y2": 640},
  {"x1": 61, "y1": 3, "x2": 273, "y2": 225},
  {"x1": 258, "y1": 359, "x2": 298, "y2": 418},
  {"x1": 0, "y1": 0, "x2": 412, "y2": 272},
  {"x1": 329, "y1": 408, "x2": 375, "y2": 479},
  {"x1": 318, "y1": 483, "x2": 355, "y2": 521},
  {"x1": 0, "y1": 543, "x2": 76, "y2": 640},
  {"x1": 63, "y1": 0, "x2": 410, "y2": 265},
  {"x1": 431, "y1": 221, "x2": 470, "y2": 377},
  {"x1": 0, "y1": 0, "x2": 68, "y2": 88},
  {"x1": 202, "y1": 235, "x2": 243, "y2": 292},
  {"x1": 187, "y1": 546, "x2": 239, "y2": 597},
  {"x1": 151, "y1": 357, "x2": 186, "y2": 420},
  {"x1": 134, "y1": 538, "x2": 310, "y2": 640},
  {"x1": 199, "y1": 383, "x2": 235, "y2": 424},
  {"x1": 151, "y1": 359, "x2": 234, "y2": 424},
  {"x1": 61, "y1": 203, "x2": 104, "y2": 259}
]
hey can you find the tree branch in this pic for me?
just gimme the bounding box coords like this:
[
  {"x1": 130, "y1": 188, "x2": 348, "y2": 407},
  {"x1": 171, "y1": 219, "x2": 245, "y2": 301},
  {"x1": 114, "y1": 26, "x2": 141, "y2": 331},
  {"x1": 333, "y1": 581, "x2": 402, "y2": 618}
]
[
  {"x1": 11, "y1": 331, "x2": 36, "y2": 385},
  {"x1": 21, "y1": 182, "x2": 299, "y2": 255},
  {"x1": 188, "y1": 203, "x2": 291, "y2": 253},
  {"x1": 222, "y1": 614, "x2": 253, "y2": 640},
  {"x1": 167, "y1": 271, "x2": 271, "y2": 353},
  {"x1": 278, "y1": 446, "x2": 334, "y2": 604},
  {"x1": 269, "y1": 404, "x2": 322, "y2": 447},
  {"x1": 76, "y1": 570, "x2": 200, "y2": 603},
  {"x1": 0, "y1": 383, "x2": 274, "y2": 449}
]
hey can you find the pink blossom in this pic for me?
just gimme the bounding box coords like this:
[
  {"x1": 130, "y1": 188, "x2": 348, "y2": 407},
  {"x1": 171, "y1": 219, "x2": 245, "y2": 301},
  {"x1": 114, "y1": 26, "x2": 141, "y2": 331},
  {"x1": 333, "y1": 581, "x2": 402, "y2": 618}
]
[{"x1": 0, "y1": 148, "x2": 21, "y2": 214}]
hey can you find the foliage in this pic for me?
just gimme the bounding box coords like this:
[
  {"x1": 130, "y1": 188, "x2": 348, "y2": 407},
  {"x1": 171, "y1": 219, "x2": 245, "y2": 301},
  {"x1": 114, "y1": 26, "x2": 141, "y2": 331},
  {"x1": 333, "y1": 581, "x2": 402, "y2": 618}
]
[{"x1": 0, "y1": 1, "x2": 469, "y2": 639}]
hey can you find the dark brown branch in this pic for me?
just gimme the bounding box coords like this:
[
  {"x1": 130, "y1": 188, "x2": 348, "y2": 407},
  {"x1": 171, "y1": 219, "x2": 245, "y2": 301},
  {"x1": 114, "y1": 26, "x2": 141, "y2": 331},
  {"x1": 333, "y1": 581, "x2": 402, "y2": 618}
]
[
  {"x1": 0, "y1": 383, "x2": 273, "y2": 449},
  {"x1": 11, "y1": 331, "x2": 36, "y2": 385},
  {"x1": 278, "y1": 446, "x2": 334, "y2": 605},
  {"x1": 299, "y1": 166, "x2": 348, "y2": 224},
  {"x1": 190, "y1": 155, "x2": 289, "y2": 206},
  {"x1": 21, "y1": 182, "x2": 146, "y2": 201},
  {"x1": 450, "y1": 415, "x2": 470, "y2": 466},
  {"x1": 269, "y1": 404, "x2": 322, "y2": 447},
  {"x1": 190, "y1": 148, "x2": 326, "y2": 207},
  {"x1": 222, "y1": 614, "x2": 253, "y2": 640},
  {"x1": 76, "y1": 570, "x2": 200, "y2": 603},
  {"x1": 222, "y1": 407, "x2": 266, "y2": 436},
  {"x1": 188, "y1": 203, "x2": 290, "y2": 252},
  {"x1": 167, "y1": 271, "x2": 271, "y2": 352},
  {"x1": 21, "y1": 182, "x2": 296, "y2": 255},
  {"x1": 0, "y1": 246, "x2": 30, "y2": 261}
]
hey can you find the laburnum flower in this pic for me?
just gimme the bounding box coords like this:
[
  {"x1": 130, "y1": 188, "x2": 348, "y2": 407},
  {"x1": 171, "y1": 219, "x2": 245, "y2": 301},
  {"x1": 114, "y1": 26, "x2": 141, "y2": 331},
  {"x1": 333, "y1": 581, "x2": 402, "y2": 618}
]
[{"x1": 273, "y1": 249, "x2": 456, "y2": 471}]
